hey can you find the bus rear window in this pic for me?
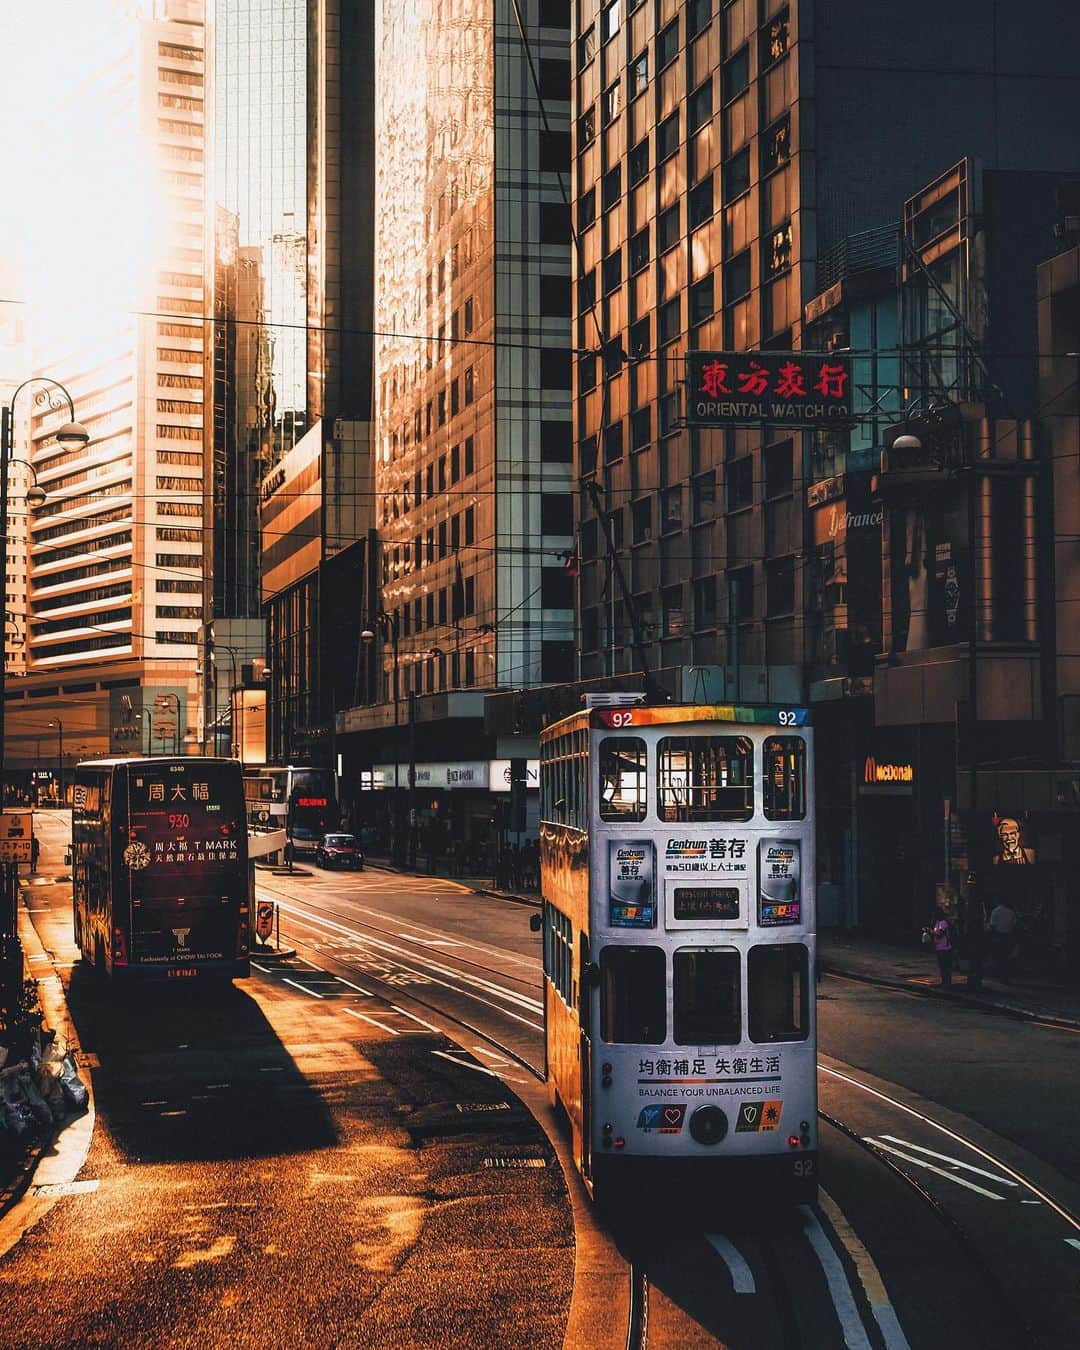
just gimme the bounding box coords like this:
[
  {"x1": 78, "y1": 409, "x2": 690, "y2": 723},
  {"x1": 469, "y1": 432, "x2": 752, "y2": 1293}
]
[
  {"x1": 763, "y1": 736, "x2": 806, "y2": 820},
  {"x1": 673, "y1": 949, "x2": 740, "y2": 1045},
  {"x1": 748, "y1": 944, "x2": 809, "y2": 1042},
  {"x1": 657, "y1": 735, "x2": 754, "y2": 822},
  {"x1": 599, "y1": 736, "x2": 647, "y2": 821},
  {"x1": 600, "y1": 946, "x2": 666, "y2": 1043}
]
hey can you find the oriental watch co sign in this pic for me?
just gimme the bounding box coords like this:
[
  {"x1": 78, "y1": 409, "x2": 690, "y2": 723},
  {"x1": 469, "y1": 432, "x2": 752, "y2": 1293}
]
[{"x1": 686, "y1": 351, "x2": 854, "y2": 426}]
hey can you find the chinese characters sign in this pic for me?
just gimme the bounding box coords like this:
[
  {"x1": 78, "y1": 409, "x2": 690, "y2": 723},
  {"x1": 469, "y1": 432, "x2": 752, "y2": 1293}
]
[
  {"x1": 686, "y1": 351, "x2": 853, "y2": 426},
  {"x1": 758, "y1": 838, "x2": 802, "y2": 926},
  {"x1": 608, "y1": 840, "x2": 656, "y2": 928}
]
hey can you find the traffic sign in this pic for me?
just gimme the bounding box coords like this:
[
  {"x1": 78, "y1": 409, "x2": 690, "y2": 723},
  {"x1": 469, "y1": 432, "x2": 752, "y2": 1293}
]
[
  {"x1": 255, "y1": 901, "x2": 274, "y2": 942},
  {"x1": 0, "y1": 812, "x2": 33, "y2": 863}
]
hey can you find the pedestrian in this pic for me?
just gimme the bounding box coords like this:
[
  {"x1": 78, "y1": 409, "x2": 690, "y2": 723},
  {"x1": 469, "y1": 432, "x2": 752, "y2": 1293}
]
[
  {"x1": 929, "y1": 907, "x2": 954, "y2": 987},
  {"x1": 988, "y1": 899, "x2": 1018, "y2": 984},
  {"x1": 30, "y1": 833, "x2": 40, "y2": 874}
]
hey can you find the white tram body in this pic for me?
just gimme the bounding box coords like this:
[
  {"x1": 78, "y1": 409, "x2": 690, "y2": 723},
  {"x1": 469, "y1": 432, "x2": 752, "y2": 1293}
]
[{"x1": 539, "y1": 699, "x2": 816, "y2": 1202}]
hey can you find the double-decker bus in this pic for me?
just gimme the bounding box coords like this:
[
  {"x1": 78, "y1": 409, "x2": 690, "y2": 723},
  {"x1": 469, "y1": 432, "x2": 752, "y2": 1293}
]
[
  {"x1": 538, "y1": 696, "x2": 816, "y2": 1203},
  {"x1": 242, "y1": 765, "x2": 339, "y2": 858},
  {"x1": 72, "y1": 757, "x2": 251, "y2": 981}
]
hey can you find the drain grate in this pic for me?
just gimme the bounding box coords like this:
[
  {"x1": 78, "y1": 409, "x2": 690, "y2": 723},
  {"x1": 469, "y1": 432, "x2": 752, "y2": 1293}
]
[
  {"x1": 455, "y1": 1102, "x2": 511, "y2": 1114},
  {"x1": 483, "y1": 1156, "x2": 547, "y2": 1170}
]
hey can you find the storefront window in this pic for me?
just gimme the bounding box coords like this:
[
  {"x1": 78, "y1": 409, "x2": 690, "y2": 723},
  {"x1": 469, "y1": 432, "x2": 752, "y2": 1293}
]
[
  {"x1": 748, "y1": 943, "x2": 809, "y2": 1042},
  {"x1": 600, "y1": 945, "x2": 665, "y2": 1042},
  {"x1": 763, "y1": 736, "x2": 806, "y2": 820},
  {"x1": 673, "y1": 948, "x2": 740, "y2": 1044},
  {"x1": 599, "y1": 737, "x2": 647, "y2": 821},
  {"x1": 657, "y1": 735, "x2": 753, "y2": 821}
]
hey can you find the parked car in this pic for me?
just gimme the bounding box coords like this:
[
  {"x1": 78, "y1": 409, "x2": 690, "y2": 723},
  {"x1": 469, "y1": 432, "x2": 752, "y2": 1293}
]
[{"x1": 315, "y1": 832, "x2": 364, "y2": 870}]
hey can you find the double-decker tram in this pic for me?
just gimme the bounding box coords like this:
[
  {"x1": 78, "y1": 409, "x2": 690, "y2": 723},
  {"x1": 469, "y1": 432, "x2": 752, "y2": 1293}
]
[
  {"x1": 242, "y1": 765, "x2": 339, "y2": 856},
  {"x1": 538, "y1": 696, "x2": 816, "y2": 1203},
  {"x1": 72, "y1": 757, "x2": 251, "y2": 981}
]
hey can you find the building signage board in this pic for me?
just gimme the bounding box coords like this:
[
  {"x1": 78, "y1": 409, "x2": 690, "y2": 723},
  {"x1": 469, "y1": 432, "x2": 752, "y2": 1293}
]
[
  {"x1": 371, "y1": 761, "x2": 489, "y2": 790},
  {"x1": 859, "y1": 756, "x2": 916, "y2": 795},
  {"x1": 0, "y1": 812, "x2": 32, "y2": 862},
  {"x1": 686, "y1": 351, "x2": 853, "y2": 426},
  {"x1": 488, "y1": 759, "x2": 540, "y2": 792}
]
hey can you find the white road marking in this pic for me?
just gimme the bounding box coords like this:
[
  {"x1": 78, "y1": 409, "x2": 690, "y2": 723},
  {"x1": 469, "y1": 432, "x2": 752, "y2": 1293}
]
[
  {"x1": 820, "y1": 1191, "x2": 911, "y2": 1350},
  {"x1": 1066, "y1": 1238, "x2": 1080, "y2": 1253},
  {"x1": 342, "y1": 1007, "x2": 399, "y2": 1034},
  {"x1": 250, "y1": 961, "x2": 272, "y2": 973},
  {"x1": 799, "y1": 1205, "x2": 874, "y2": 1350},
  {"x1": 432, "y1": 1049, "x2": 527, "y2": 1084},
  {"x1": 30, "y1": 1180, "x2": 100, "y2": 1199},
  {"x1": 334, "y1": 976, "x2": 373, "y2": 995},
  {"x1": 282, "y1": 978, "x2": 324, "y2": 999},
  {"x1": 390, "y1": 1004, "x2": 441, "y2": 1032},
  {"x1": 705, "y1": 1233, "x2": 755, "y2": 1293},
  {"x1": 877, "y1": 1136, "x2": 1018, "y2": 1186},
  {"x1": 866, "y1": 1139, "x2": 1004, "y2": 1199}
]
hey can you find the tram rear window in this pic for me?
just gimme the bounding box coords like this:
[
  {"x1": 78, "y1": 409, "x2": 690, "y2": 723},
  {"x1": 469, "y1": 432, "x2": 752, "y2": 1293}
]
[
  {"x1": 600, "y1": 946, "x2": 666, "y2": 1044},
  {"x1": 673, "y1": 949, "x2": 740, "y2": 1045},
  {"x1": 599, "y1": 737, "x2": 647, "y2": 821},
  {"x1": 657, "y1": 736, "x2": 754, "y2": 822},
  {"x1": 763, "y1": 736, "x2": 806, "y2": 820},
  {"x1": 748, "y1": 944, "x2": 809, "y2": 1042}
]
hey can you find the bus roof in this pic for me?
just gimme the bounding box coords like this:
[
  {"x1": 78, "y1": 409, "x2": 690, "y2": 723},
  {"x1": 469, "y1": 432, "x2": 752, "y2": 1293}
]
[
  {"x1": 76, "y1": 756, "x2": 240, "y2": 769},
  {"x1": 541, "y1": 703, "x2": 811, "y2": 739}
]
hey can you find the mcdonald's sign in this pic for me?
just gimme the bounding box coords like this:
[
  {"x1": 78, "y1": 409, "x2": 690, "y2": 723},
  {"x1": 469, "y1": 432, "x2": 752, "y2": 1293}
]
[{"x1": 860, "y1": 756, "x2": 915, "y2": 794}]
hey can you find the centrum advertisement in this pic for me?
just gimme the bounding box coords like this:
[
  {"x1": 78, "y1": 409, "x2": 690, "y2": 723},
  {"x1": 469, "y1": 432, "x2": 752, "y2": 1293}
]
[
  {"x1": 122, "y1": 763, "x2": 246, "y2": 964},
  {"x1": 608, "y1": 840, "x2": 656, "y2": 928},
  {"x1": 758, "y1": 838, "x2": 802, "y2": 926}
]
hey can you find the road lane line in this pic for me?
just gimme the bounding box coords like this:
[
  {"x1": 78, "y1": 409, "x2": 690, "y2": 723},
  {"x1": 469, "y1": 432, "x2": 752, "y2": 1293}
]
[
  {"x1": 819, "y1": 1191, "x2": 911, "y2": 1350},
  {"x1": 334, "y1": 975, "x2": 373, "y2": 994},
  {"x1": 390, "y1": 1004, "x2": 441, "y2": 1032},
  {"x1": 799, "y1": 1205, "x2": 873, "y2": 1349},
  {"x1": 1066, "y1": 1238, "x2": 1080, "y2": 1253},
  {"x1": 865, "y1": 1139, "x2": 1004, "y2": 1199},
  {"x1": 342, "y1": 1007, "x2": 399, "y2": 1034},
  {"x1": 704, "y1": 1233, "x2": 755, "y2": 1294},
  {"x1": 877, "y1": 1135, "x2": 1018, "y2": 1185},
  {"x1": 282, "y1": 978, "x2": 324, "y2": 999},
  {"x1": 432, "y1": 1049, "x2": 527, "y2": 1083}
]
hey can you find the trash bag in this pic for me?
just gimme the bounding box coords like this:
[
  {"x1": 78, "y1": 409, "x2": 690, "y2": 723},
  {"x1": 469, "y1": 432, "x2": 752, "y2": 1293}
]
[{"x1": 59, "y1": 1054, "x2": 88, "y2": 1112}]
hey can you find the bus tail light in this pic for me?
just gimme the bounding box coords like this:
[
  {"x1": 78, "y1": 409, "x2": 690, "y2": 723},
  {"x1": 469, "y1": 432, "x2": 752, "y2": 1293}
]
[
  {"x1": 113, "y1": 928, "x2": 128, "y2": 965},
  {"x1": 237, "y1": 919, "x2": 249, "y2": 956}
]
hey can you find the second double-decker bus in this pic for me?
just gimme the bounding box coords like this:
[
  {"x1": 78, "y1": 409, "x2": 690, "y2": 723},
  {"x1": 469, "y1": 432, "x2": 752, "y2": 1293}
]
[
  {"x1": 538, "y1": 695, "x2": 816, "y2": 1203},
  {"x1": 72, "y1": 757, "x2": 251, "y2": 981}
]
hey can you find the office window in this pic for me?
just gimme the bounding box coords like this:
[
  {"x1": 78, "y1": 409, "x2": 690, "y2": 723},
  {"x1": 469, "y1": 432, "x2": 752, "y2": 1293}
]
[
  {"x1": 579, "y1": 267, "x2": 597, "y2": 312},
  {"x1": 578, "y1": 25, "x2": 597, "y2": 68},
  {"x1": 632, "y1": 497, "x2": 652, "y2": 543},
  {"x1": 657, "y1": 19, "x2": 679, "y2": 70},
  {"x1": 690, "y1": 275, "x2": 714, "y2": 325},
  {"x1": 766, "y1": 555, "x2": 796, "y2": 615},
  {"x1": 659, "y1": 392, "x2": 679, "y2": 435},
  {"x1": 540, "y1": 130, "x2": 571, "y2": 171},
  {"x1": 661, "y1": 487, "x2": 683, "y2": 534},
  {"x1": 602, "y1": 165, "x2": 622, "y2": 209},
  {"x1": 689, "y1": 175, "x2": 713, "y2": 229},
  {"x1": 688, "y1": 79, "x2": 713, "y2": 132},
  {"x1": 631, "y1": 49, "x2": 648, "y2": 96},
  {"x1": 542, "y1": 567, "x2": 574, "y2": 608},
  {"x1": 629, "y1": 226, "x2": 650, "y2": 274},
  {"x1": 761, "y1": 116, "x2": 791, "y2": 175},
  {"x1": 629, "y1": 316, "x2": 650, "y2": 360},
  {"x1": 539, "y1": 57, "x2": 571, "y2": 100},
  {"x1": 540, "y1": 275, "x2": 572, "y2": 316},
  {"x1": 658, "y1": 297, "x2": 681, "y2": 344},
  {"x1": 631, "y1": 406, "x2": 651, "y2": 450},
  {"x1": 604, "y1": 422, "x2": 624, "y2": 464},
  {"x1": 730, "y1": 565, "x2": 754, "y2": 619},
  {"x1": 658, "y1": 204, "x2": 680, "y2": 252},
  {"x1": 579, "y1": 352, "x2": 598, "y2": 393},
  {"x1": 692, "y1": 469, "x2": 716, "y2": 521},
  {"x1": 687, "y1": 0, "x2": 711, "y2": 38},
  {"x1": 602, "y1": 0, "x2": 620, "y2": 42},
  {"x1": 438, "y1": 454, "x2": 447, "y2": 491},
  {"x1": 541, "y1": 493, "x2": 573, "y2": 533},
  {"x1": 451, "y1": 443, "x2": 460, "y2": 481},
  {"x1": 766, "y1": 222, "x2": 793, "y2": 277},
  {"x1": 658, "y1": 112, "x2": 680, "y2": 162},
  {"x1": 539, "y1": 0, "x2": 570, "y2": 26},
  {"x1": 724, "y1": 249, "x2": 751, "y2": 301},
  {"x1": 450, "y1": 381, "x2": 460, "y2": 416},
  {"x1": 727, "y1": 455, "x2": 753, "y2": 511},
  {"x1": 765, "y1": 439, "x2": 794, "y2": 498},
  {"x1": 694, "y1": 575, "x2": 717, "y2": 627},
  {"x1": 465, "y1": 505, "x2": 475, "y2": 543},
  {"x1": 603, "y1": 80, "x2": 621, "y2": 125},
  {"x1": 465, "y1": 436, "x2": 474, "y2": 475},
  {"x1": 541, "y1": 419, "x2": 573, "y2": 463},
  {"x1": 578, "y1": 105, "x2": 597, "y2": 151},
  {"x1": 540, "y1": 202, "x2": 571, "y2": 242},
  {"x1": 578, "y1": 188, "x2": 597, "y2": 231},
  {"x1": 723, "y1": 46, "x2": 749, "y2": 101},
  {"x1": 540, "y1": 349, "x2": 572, "y2": 388},
  {"x1": 761, "y1": 10, "x2": 790, "y2": 70},
  {"x1": 602, "y1": 249, "x2": 623, "y2": 294},
  {"x1": 629, "y1": 138, "x2": 649, "y2": 185},
  {"x1": 724, "y1": 146, "x2": 751, "y2": 202}
]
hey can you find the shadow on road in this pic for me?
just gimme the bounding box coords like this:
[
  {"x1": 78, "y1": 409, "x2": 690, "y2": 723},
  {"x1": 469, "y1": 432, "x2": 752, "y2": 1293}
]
[{"x1": 65, "y1": 966, "x2": 340, "y2": 1164}]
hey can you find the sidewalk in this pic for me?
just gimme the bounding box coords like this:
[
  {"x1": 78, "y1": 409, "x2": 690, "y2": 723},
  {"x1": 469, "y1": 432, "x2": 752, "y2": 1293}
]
[{"x1": 370, "y1": 857, "x2": 1080, "y2": 1031}]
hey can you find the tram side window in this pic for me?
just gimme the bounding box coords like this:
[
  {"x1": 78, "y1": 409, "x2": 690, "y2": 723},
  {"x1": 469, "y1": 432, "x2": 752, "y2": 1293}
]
[
  {"x1": 544, "y1": 904, "x2": 574, "y2": 1005},
  {"x1": 657, "y1": 735, "x2": 754, "y2": 822},
  {"x1": 673, "y1": 949, "x2": 740, "y2": 1045},
  {"x1": 763, "y1": 736, "x2": 806, "y2": 820},
  {"x1": 748, "y1": 944, "x2": 809, "y2": 1042},
  {"x1": 600, "y1": 946, "x2": 666, "y2": 1043},
  {"x1": 599, "y1": 737, "x2": 647, "y2": 821}
]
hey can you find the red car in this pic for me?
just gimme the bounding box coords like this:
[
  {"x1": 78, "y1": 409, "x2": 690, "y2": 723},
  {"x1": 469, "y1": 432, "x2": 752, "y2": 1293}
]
[{"x1": 315, "y1": 833, "x2": 364, "y2": 870}]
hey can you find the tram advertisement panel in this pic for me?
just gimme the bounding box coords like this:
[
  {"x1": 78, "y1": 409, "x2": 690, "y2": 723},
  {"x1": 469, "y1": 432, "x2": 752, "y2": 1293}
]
[
  {"x1": 758, "y1": 838, "x2": 802, "y2": 926},
  {"x1": 608, "y1": 840, "x2": 656, "y2": 928},
  {"x1": 119, "y1": 762, "x2": 246, "y2": 964}
]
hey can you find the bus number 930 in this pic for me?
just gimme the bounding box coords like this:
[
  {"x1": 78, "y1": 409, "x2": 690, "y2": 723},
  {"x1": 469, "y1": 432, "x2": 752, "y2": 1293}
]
[{"x1": 169, "y1": 813, "x2": 190, "y2": 829}]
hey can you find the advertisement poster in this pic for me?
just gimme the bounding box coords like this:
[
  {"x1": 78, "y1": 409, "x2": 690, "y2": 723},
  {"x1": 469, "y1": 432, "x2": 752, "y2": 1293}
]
[
  {"x1": 608, "y1": 840, "x2": 656, "y2": 929},
  {"x1": 758, "y1": 838, "x2": 802, "y2": 927}
]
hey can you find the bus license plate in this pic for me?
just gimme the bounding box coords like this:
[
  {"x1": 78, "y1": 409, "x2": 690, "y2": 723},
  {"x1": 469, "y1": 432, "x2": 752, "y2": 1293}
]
[{"x1": 167, "y1": 968, "x2": 197, "y2": 979}]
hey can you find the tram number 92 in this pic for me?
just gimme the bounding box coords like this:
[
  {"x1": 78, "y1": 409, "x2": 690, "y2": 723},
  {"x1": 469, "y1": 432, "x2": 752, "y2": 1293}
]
[
  {"x1": 777, "y1": 710, "x2": 799, "y2": 726},
  {"x1": 607, "y1": 710, "x2": 636, "y2": 727},
  {"x1": 793, "y1": 1158, "x2": 815, "y2": 1177}
]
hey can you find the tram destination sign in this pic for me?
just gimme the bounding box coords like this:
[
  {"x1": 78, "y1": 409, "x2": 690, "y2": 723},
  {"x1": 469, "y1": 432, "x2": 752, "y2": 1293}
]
[{"x1": 686, "y1": 351, "x2": 853, "y2": 427}]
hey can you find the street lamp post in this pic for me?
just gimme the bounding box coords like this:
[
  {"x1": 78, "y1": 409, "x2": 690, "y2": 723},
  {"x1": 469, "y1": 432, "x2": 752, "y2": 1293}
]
[
  {"x1": 361, "y1": 612, "x2": 402, "y2": 859},
  {"x1": 48, "y1": 720, "x2": 63, "y2": 806},
  {"x1": 155, "y1": 692, "x2": 181, "y2": 754},
  {"x1": 0, "y1": 379, "x2": 86, "y2": 1026},
  {"x1": 138, "y1": 709, "x2": 154, "y2": 756}
]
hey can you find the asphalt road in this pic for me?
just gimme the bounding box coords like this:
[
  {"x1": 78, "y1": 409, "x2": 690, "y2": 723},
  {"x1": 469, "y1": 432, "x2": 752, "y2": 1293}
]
[{"x1": 3, "y1": 820, "x2": 1079, "y2": 1346}]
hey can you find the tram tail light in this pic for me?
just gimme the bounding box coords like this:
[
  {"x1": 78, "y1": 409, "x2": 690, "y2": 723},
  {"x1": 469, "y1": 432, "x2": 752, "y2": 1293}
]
[
  {"x1": 787, "y1": 1135, "x2": 801, "y2": 1148},
  {"x1": 613, "y1": 1137, "x2": 625, "y2": 1149}
]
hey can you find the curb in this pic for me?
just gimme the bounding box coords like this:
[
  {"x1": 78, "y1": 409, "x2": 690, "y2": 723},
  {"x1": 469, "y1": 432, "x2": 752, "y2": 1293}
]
[{"x1": 819, "y1": 960, "x2": 1080, "y2": 1031}]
